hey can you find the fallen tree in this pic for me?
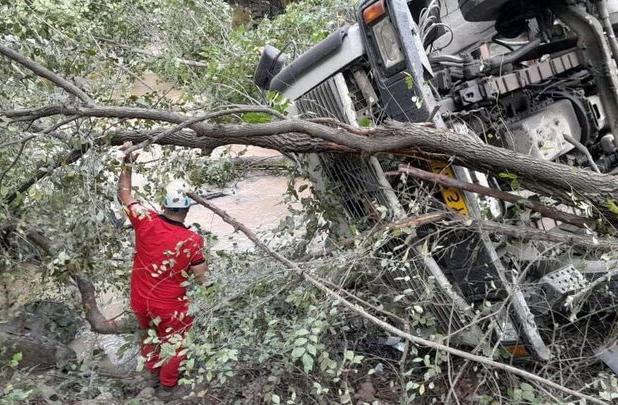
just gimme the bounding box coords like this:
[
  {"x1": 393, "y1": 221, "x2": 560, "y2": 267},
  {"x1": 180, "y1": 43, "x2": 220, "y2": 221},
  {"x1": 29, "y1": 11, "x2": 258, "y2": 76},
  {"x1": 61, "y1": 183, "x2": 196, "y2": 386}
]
[
  {"x1": 5, "y1": 105, "x2": 618, "y2": 227},
  {"x1": 4, "y1": 102, "x2": 618, "y2": 220},
  {"x1": 1, "y1": 43, "x2": 618, "y2": 226}
]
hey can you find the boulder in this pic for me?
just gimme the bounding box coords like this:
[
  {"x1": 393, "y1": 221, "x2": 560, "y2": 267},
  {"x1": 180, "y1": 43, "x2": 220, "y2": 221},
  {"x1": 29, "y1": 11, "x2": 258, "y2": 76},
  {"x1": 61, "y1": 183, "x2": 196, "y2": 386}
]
[
  {"x1": 0, "y1": 300, "x2": 79, "y2": 370},
  {"x1": 0, "y1": 331, "x2": 76, "y2": 371},
  {"x1": 5, "y1": 300, "x2": 80, "y2": 344}
]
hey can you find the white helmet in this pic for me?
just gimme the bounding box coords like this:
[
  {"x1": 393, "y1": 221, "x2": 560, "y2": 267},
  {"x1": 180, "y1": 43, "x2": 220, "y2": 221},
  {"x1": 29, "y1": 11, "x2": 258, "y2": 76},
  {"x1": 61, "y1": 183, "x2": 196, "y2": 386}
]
[{"x1": 163, "y1": 180, "x2": 193, "y2": 209}]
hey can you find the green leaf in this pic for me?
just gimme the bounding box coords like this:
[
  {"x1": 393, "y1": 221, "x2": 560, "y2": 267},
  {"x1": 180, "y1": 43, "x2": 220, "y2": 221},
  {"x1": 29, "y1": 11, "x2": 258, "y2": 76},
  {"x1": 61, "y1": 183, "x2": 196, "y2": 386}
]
[
  {"x1": 306, "y1": 344, "x2": 317, "y2": 356},
  {"x1": 291, "y1": 347, "x2": 305, "y2": 359},
  {"x1": 607, "y1": 199, "x2": 618, "y2": 214},
  {"x1": 241, "y1": 112, "x2": 273, "y2": 124},
  {"x1": 404, "y1": 72, "x2": 414, "y2": 90},
  {"x1": 498, "y1": 171, "x2": 520, "y2": 189},
  {"x1": 295, "y1": 328, "x2": 309, "y2": 336},
  {"x1": 272, "y1": 394, "x2": 280, "y2": 404},
  {"x1": 498, "y1": 171, "x2": 518, "y2": 181},
  {"x1": 294, "y1": 337, "x2": 308, "y2": 346},
  {"x1": 9, "y1": 352, "x2": 22, "y2": 367},
  {"x1": 301, "y1": 353, "x2": 314, "y2": 373},
  {"x1": 357, "y1": 116, "x2": 373, "y2": 127}
]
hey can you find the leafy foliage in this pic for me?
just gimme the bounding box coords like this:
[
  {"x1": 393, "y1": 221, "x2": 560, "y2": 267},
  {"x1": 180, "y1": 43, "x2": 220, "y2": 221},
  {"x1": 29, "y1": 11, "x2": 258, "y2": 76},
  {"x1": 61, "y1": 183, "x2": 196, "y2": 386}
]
[{"x1": 1, "y1": 1, "x2": 614, "y2": 404}]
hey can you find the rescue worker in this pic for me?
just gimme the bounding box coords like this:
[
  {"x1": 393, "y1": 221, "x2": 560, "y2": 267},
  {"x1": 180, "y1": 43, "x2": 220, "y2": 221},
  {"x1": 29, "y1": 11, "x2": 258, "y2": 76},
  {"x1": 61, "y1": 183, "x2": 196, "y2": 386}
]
[{"x1": 117, "y1": 143, "x2": 207, "y2": 394}]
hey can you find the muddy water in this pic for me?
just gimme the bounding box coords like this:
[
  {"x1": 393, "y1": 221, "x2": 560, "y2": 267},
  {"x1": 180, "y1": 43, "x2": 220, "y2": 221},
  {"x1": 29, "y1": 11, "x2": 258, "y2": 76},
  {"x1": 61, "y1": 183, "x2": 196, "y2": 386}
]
[{"x1": 188, "y1": 174, "x2": 292, "y2": 250}]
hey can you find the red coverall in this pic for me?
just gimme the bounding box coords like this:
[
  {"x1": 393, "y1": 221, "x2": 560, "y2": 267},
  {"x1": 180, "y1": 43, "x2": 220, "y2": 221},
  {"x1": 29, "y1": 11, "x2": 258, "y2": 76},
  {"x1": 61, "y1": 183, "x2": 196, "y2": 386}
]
[{"x1": 125, "y1": 202, "x2": 205, "y2": 387}]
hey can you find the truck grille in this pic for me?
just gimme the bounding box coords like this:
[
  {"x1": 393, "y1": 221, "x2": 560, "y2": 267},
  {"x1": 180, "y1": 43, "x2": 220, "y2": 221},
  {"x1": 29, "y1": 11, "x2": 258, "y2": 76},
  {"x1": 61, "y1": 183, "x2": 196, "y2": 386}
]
[
  {"x1": 295, "y1": 75, "x2": 392, "y2": 225},
  {"x1": 294, "y1": 74, "x2": 476, "y2": 343}
]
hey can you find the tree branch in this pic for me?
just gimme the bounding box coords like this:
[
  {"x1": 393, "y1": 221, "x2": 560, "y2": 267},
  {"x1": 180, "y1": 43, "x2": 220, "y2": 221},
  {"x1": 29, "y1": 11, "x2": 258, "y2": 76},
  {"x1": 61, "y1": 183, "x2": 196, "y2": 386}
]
[
  {"x1": 122, "y1": 105, "x2": 287, "y2": 155},
  {"x1": 358, "y1": 211, "x2": 616, "y2": 250},
  {"x1": 4, "y1": 104, "x2": 616, "y2": 199},
  {"x1": 456, "y1": 218, "x2": 618, "y2": 250},
  {"x1": 186, "y1": 191, "x2": 606, "y2": 405},
  {"x1": 3, "y1": 102, "x2": 618, "y2": 225},
  {"x1": 0, "y1": 44, "x2": 95, "y2": 106},
  {"x1": 393, "y1": 164, "x2": 593, "y2": 228},
  {"x1": 72, "y1": 275, "x2": 137, "y2": 334},
  {"x1": 109, "y1": 128, "x2": 355, "y2": 153}
]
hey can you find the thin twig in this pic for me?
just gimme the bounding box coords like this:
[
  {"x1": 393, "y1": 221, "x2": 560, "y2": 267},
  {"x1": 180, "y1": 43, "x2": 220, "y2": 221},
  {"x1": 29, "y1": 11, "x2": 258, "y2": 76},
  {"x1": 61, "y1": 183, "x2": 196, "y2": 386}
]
[{"x1": 0, "y1": 44, "x2": 94, "y2": 105}]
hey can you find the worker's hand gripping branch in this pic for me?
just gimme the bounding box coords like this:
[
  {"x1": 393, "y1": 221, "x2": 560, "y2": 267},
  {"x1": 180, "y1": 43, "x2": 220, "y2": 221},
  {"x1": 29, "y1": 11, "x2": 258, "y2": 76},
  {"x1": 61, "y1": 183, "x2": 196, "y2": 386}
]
[{"x1": 117, "y1": 141, "x2": 139, "y2": 207}]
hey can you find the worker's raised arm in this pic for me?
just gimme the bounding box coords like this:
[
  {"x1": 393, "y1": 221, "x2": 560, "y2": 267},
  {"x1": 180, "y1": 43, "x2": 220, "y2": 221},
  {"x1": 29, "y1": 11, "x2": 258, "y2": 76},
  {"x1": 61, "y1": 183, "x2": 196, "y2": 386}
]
[{"x1": 117, "y1": 142, "x2": 139, "y2": 207}]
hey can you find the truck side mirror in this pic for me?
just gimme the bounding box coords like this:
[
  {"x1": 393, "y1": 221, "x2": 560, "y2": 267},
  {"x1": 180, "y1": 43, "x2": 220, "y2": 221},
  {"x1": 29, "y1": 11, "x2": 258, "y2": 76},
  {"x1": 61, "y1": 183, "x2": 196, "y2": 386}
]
[{"x1": 254, "y1": 45, "x2": 286, "y2": 91}]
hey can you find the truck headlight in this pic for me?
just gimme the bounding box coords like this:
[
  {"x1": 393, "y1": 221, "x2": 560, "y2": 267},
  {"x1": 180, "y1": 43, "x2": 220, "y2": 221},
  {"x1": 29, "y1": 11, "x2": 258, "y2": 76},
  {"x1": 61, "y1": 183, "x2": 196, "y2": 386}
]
[{"x1": 373, "y1": 17, "x2": 404, "y2": 69}]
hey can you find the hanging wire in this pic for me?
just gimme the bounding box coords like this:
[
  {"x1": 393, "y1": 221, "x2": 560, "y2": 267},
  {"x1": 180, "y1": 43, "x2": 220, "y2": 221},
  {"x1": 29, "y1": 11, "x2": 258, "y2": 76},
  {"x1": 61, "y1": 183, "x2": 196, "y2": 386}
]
[{"x1": 419, "y1": 0, "x2": 454, "y2": 52}]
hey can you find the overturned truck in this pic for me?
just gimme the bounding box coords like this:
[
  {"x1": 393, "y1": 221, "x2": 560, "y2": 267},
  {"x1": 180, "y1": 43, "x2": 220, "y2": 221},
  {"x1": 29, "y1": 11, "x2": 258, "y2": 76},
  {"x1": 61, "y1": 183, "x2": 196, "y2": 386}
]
[{"x1": 255, "y1": 0, "x2": 618, "y2": 366}]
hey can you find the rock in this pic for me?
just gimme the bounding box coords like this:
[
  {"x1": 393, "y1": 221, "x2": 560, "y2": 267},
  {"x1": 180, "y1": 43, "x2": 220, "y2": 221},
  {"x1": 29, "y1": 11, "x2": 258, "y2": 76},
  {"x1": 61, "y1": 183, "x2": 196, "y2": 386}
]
[
  {"x1": 0, "y1": 300, "x2": 80, "y2": 370},
  {"x1": 4, "y1": 300, "x2": 80, "y2": 344},
  {"x1": 0, "y1": 331, "x2": 76, "y2": 371},
  {"x1": 138, "y1": 387, "x2": 155, "y2": 398}
]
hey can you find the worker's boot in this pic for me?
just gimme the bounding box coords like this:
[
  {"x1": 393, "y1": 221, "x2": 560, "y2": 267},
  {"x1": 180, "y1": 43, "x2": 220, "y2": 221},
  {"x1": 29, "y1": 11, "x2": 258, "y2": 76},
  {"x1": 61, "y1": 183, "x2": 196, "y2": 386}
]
[
  {"x1": 155, "y1": 384, "x2": 192, "y2": 400},
  {"x1": 124, "y1": 370, "x2": 159, "y2": 389},
  {"x1": 140, "y1": 371, "x2": 160, "y2": 387}
]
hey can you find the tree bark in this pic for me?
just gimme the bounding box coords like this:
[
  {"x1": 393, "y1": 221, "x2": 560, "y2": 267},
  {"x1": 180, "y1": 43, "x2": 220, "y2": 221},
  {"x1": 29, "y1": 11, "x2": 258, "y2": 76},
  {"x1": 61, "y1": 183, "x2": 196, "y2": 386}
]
[
  {"x1": 108, "y1": 128, "x2": 353, "y2": 153},
  {"x1": 72, "y1": 275, "x2": 137, "y2": 334}
]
